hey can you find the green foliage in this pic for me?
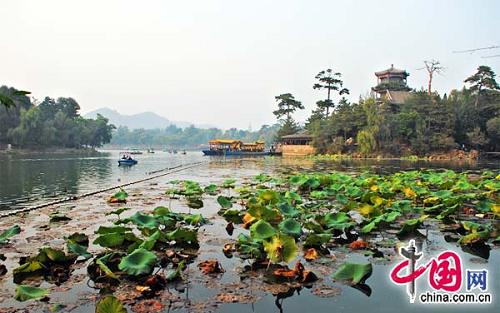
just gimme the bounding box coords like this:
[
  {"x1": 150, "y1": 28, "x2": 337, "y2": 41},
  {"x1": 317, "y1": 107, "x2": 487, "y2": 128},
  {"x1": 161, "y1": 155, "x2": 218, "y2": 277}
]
[
  {"x1": 313, "y1": 68, "x2": 349, "y2": 116},
  {"x1": 332, "y1": 262, "x2": 372, "y2": 284},
  {"x1": 263, "y1": 234, "x2": 298, "y2": 264},
  {"x1": 306, "y1": 66, "x2": 499, "y2": 155},
  {"x1": 357, "y1": 130, "x2": 376, "y2": 155},
  {"x1": 1, "y1": 87, "x2": 115, "y2": 148},
  {"x1": 0, "y1": 225, "x2": 21, "y2": 244},
  {"x1": 95, "y1": 295, "x2": 127, "y2": 313},
  {"x1": 110, "y1": 123, "x2": 279, "y2": 148},
  {"x1": 14, "y1": 285, "x2": 49, "y2": 302},
  {"x1": 118, "y1": 248, "x2": 157, "y2": 276}
]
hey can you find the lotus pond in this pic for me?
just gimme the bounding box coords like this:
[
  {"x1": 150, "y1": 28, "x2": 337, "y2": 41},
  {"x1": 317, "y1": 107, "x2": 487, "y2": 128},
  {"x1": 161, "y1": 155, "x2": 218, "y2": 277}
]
[{"x1": 0, "y1": 157, "x2": 498, "y2": 313}]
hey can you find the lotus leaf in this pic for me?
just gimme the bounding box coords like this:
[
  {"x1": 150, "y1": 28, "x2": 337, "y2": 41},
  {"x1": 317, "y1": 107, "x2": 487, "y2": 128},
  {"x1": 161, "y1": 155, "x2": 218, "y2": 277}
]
[
  {"x1": 118, "y1": 248, "x2": 157, "y2": 276},
  {"x1": 15, "y1": 285, "x2": 48, "y2": 302},
  {"x1": 332, "y1": 262, "x2": 372, "y2": 284},
  {"x1": 263, "y1": 234, "x2": 298, "y2": 264},
  {"x1": 95, "y1": 295, "x2": 127, "y2": 313},
  {"x1": 0, "y1": 225, "x2": 21, "y2": 244},
  {"x1": 250, "y1": 220, "x2": 277, "y2": 241}
]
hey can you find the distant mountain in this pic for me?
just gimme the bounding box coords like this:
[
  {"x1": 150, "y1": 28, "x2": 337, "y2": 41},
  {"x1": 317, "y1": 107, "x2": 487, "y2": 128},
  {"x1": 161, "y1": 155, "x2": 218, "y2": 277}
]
[{"x1": 84, "y1": 108, "x2": 214, "y2": 129}]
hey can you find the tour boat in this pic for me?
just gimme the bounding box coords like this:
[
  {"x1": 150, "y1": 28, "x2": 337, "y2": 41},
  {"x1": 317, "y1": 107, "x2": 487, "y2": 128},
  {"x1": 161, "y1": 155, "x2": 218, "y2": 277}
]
[{"x1": 202, "y1": 139, "x2": 270, "y2": 156}]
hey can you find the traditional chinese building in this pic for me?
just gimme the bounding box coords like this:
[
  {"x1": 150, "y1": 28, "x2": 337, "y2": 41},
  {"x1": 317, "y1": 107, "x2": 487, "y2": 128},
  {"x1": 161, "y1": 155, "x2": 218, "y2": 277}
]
[
  {"x1": 372, "y1": 64, "x2": 412, "y2": 104},
  {"x1": 279, "y1": 131, "x2": 316, "y2": 156}
]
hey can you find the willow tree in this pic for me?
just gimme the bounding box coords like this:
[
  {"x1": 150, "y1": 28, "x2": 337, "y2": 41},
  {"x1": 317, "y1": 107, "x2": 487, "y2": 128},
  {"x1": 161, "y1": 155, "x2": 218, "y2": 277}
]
[{"x1": 313, "y1": 69, "x2": 349, "y2": 116}]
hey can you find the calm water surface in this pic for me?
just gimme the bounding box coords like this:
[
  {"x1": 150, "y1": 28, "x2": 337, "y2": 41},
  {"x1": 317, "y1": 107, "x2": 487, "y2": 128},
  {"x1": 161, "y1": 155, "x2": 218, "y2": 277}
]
[
  {"x1": 0, "y1": 150, "x2": 204, "y2": 211},
  {"x1": 0, "y1": 150, "x2": 498, "y2": 211}
]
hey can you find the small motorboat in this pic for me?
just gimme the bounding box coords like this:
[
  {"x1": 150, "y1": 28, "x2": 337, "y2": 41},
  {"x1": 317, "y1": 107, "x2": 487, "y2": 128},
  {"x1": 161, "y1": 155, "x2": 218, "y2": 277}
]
[
  {"x1": 147, "y1": 148, "x2": 155, "y2": 153},
  {"x1": 181, "y1": 150, "x2": 187, "y2": 155},
  {"x1": 118, "y1": 152, "x2": 138, "y2": 166}
]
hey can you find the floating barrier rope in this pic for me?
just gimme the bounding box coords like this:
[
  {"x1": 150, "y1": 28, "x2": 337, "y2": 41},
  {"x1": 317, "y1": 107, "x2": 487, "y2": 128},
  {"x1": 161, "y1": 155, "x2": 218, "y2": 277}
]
[{"x1": 0, "y1": 161, "x2": 206, "y2": 218}]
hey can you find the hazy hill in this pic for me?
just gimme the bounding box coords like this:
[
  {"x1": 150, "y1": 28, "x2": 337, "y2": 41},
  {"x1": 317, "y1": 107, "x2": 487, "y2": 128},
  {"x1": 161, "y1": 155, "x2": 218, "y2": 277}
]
[{"x1": 84, "y1": 108, "x2": 214, "y2": 129}]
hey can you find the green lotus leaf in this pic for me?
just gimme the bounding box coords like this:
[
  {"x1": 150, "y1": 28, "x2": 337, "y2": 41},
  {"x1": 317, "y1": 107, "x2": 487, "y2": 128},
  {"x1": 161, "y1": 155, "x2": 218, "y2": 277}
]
[
  {"x1": 138, "y1": 230, "x2": 160, "y2": 250},
  {"x1": 118, "y1": 248, "x2": 157, "y2": 276},
  {"x1": 221, "y1": 179, "x2": 236, "y2": 188},
  {"x1": 203, "y1": 184, "x2": 218, "y2": 195},
  {"x1": 332, "y1": 262, "x2": 373, "y2": 284},
  {"x1": 95, "y1": 226, "x2": 131, "y2": 235},
  {"x1": 458, "y1": 230, "x2": 490, "y2": 245},
  {"x1": 39, "y1": 247, "x2": 73, "y2": 263},
  {"x1": 67, "y1": 242, "x2": 92, "y2": 259},
  {"x1": 217, "y1": 196, "x2": 233, "y2": 209},
  {"x1": 277, "y1": 202, "x2": 300, "y2": 217},
  {"x1": 105, "y1": 207, "x2": 130, "y2": 217},
  {"x1": 166, "y1": 228, "x2": 198, "y2": 244},
  {"x1": 323, "y1": 212, "x2": 353, "y2": 230},
  {"x1": 49, "y1": 212, "x2": 71, "y2": 223},
  {"x1": 128, "y1": 212, "x2": 159, "y2": 228},
  {"x1": 220, "y1": 209, "x2": 243, "y2": 223},
  {"x1": 258, "y1": 190, "x2": 278, "y2": 204},
  {"x1": 186, "y1": 197, "x2": 204, "y2": 209},
  {"x1": 235, "y1": 234, "x2": 264, "y2": 260},
  {"x1": 95, "y1": 295, "x2": 127, "y2": 313},
  {"x1": 384, "y1": 211, "x2": 401, "y2": 222},
  {"x1": 0, "y1": 225, "x2": 21, "y2": 244},
  {"x1": 182, "y1": 213, "x2": 207, "y2": 226},
  {"x1": 66, "y1": 233, "x2": 89, "y2": 246},
  {"x1": 304, "y1": 233, "x2": 331, "y2": 247},
  {"x1": 113, "y1": 189, "x2": 128, "y2": 201},
  {"x1": 263, "y1": 234, "x2": 298, "y2": 264},
  {"x1": 93, "y1": 233, "x2": 125, "y2": 248},
  {"x1": 361, "y1": 220, "x2": 377, "y2": 234},
  {"x1": 13, "y1": 260, "x2": 44, "y2": 276},
  {"x1": 153, "y1": 206, "x2": 170, "y2": 216},
  {"x1": 95, "y1": 257, "x2": 119, "y2": 280},
  {"x1": 247, "y1": 200, "x2": 280, "y2": 221},
  {"x1": 278, "y1": 219, "x2": 302, "y2": 237},
  {"x1": 397, "y1": 215, "x2": 428, "y2": 238},
  {"x1": 15, "y1": 285, "x2": 48, "y2": 302},
  {"x1": 250, "y1": 220, "x2": 277, "y2": 241}
]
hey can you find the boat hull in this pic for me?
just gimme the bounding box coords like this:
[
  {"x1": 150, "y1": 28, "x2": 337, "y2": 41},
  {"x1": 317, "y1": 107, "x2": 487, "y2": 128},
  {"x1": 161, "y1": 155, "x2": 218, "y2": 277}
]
[
  {"x1": 202, "y1": 150, "x2": 270, "y2": 156},
  {"x1": 118, "y1": 159, "x2": 138, "y2": 166}
]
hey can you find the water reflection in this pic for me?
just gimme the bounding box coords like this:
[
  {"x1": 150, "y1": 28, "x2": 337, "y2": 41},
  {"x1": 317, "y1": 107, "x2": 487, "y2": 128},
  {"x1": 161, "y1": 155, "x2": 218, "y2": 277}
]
[{"x1": 0, "y1": 150, "x2": 204, "y2": 210}]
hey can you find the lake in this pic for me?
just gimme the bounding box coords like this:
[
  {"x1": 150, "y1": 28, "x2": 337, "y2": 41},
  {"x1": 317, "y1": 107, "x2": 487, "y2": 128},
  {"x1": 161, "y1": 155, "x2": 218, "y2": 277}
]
[
  {"x1": 0, "y1": 150, "x2": 204, "y2": 211},
  {"x1": 0, "y1": 151, "x2": 498, "y2": 312},
  {"x1": 0, "y1": 150, "x2": 498, "y2": 212}
]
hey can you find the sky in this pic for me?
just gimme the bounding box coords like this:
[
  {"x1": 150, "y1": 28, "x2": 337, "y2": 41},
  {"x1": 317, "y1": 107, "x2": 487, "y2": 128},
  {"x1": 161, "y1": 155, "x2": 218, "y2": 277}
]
[{"x1": 1, "y1": 0, "x2": 499, "y2": 129}]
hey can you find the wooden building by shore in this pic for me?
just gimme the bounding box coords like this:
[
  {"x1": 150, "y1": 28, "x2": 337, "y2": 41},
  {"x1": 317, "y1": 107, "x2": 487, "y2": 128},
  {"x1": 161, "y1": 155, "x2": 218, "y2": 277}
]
[{"x1": 280, "y1": 131, "x2": 316, "y2": 156}]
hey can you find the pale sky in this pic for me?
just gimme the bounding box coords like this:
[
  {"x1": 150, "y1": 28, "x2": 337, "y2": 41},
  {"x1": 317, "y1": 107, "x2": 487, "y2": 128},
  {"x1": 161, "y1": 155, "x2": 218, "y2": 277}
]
[{"x1": 1, "y1": 0, "x2": 499, "y2": 129}]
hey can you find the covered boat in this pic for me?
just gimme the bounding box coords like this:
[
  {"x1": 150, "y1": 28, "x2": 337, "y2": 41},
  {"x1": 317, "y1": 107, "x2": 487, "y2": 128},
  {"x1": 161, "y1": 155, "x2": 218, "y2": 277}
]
[
  {"x1": 202, "y1": 139, "x2": 269, "y2": 156},
  {"x1": 118, "y1": 152, "x2": 138, "y2": 166}
]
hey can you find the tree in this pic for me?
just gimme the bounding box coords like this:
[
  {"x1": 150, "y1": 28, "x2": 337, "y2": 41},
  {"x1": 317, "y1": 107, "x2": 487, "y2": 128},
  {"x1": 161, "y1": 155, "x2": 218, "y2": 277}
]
[
  {"x1": 421, "y1": 60, "x2": 444, "y2": 96},
  {"x1": 464, "y1": 65, "x2": 500, "y2": 107},
  {"x1": 276, "y1": 117, "x2": 300, "y2": 141},
  {"x1": 273, "y1": 93, "x2": 304, "y2": 120},
  {"x1": 357, "y1": 130, "x2": 376, "y2": 155},
  {"x1": 0, "y1": 89, "x2": 30, "y2": 109},
  {"x1": 486, "y1": 117, "x2": 500, "y2": 150},
  {"x1": 313, "y1": 69, "x2": 349, "y2": 116}
]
